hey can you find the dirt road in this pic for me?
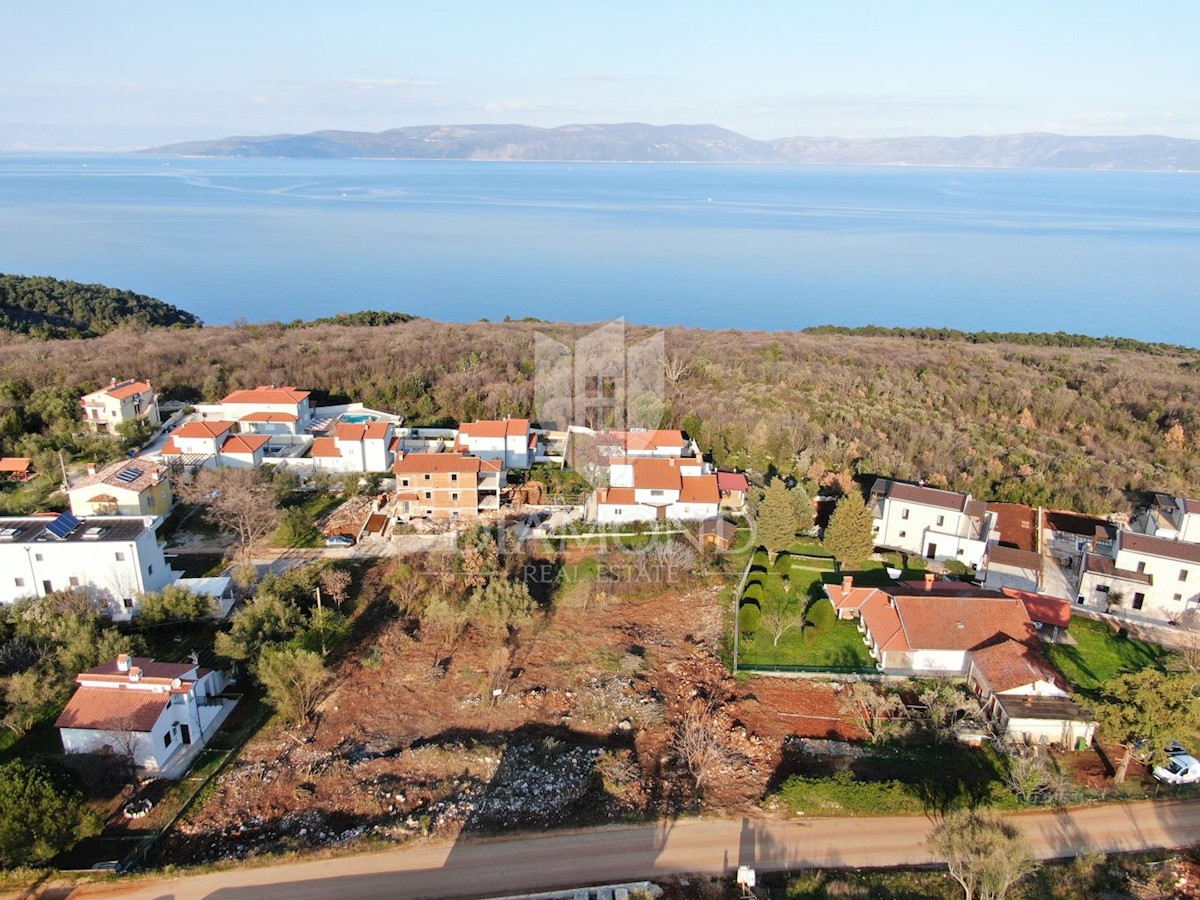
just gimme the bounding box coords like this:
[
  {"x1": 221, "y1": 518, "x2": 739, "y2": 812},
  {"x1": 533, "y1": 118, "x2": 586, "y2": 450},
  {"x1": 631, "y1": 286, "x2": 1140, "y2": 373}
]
[{"x1": 39, "y1": 800, "x2": 1200, "y2": 900}]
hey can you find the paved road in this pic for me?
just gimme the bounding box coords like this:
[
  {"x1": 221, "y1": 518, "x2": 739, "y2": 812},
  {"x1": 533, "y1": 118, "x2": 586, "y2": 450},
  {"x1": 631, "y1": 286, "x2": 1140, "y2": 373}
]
[{"x1": 36, "y1": 800, "x2": 1200, "y2": 900}]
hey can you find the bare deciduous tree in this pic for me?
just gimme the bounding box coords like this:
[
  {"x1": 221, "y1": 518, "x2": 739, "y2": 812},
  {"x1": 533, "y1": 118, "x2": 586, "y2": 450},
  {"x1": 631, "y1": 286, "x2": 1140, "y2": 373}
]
[
  {"x1": 999, "y1": 743, "x2": 1065, "y2": 805},
  {"x1": 318, "y1": 567, "x2": 352, "y2": 612},
  {"x1": 672, "y1": 704, "x2": 731, "y2": 797},
  {"x1": 839, "y1": 682, "x2": 905, "y2": 742},
  {"x1": 177, "y1": 467, "x2": 280, "y2": 559}
]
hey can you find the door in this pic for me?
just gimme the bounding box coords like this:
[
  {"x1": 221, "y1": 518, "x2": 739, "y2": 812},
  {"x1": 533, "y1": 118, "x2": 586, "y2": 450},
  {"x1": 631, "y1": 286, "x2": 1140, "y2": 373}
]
[
  {"x1": 925, "y1": 543, "x2": 937, "y2": 560},
  {"x1": 179, "y1": 724, "x2": 191, "y2": 745}
]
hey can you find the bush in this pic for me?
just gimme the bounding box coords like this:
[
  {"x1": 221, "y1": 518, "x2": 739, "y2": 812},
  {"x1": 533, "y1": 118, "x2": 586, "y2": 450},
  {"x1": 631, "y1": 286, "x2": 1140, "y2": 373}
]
[
  {"x1": 806, "y1": 597, "x2": 837, "y2": 632},
  {"x1": 774, "y1": 770, "x2": 922, "y2": 816},
  {"x1": 738, "y1": 602, "x2": 761, "y2": 636},
  {"x1": 137, "y1": 585, "x2": 214, "y2": 625},
  {"x1": 0, "y1": 761, "x2": 99, "y2": 867}
]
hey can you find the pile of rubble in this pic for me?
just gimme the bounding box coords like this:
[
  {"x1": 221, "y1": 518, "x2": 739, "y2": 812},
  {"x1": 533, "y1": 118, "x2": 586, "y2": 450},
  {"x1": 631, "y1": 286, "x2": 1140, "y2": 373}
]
[{"x1": 319, "y1": 494, "x2": 377, "y2": 536}]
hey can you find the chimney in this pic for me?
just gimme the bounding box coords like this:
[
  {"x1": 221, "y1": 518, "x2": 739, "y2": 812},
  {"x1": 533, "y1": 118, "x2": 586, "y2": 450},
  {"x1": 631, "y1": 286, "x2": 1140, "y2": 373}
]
[
  {"x1": 116, "y1": 654, "x2": 131, "y2": 672},
  {"x1": 924, "y1": 573, "x2": 936, "y2": 591},
  {"x1": 110, "y1": 377, "x2": 117, "y2": 387},
  {"x1": 842, "y1": 575, "x2": 854, "y2": 592},
  {"x1": 128, "y1": 666, "x2": 143, "y2": 683},
  {"x1": 87, "y1": 463, "x2": 97, "y2": 476}
]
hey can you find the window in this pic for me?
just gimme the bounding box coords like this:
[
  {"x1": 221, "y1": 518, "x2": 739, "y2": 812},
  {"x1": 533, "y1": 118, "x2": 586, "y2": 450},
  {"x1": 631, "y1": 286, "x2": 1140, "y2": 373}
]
[
  {"x1": 901, "y1": 509, "x2": 909, "y2": 520},
  {"x1": 451, "y1": 473, "x2": 458, "y2": 482},
  {"x1": 423, "y1": 473, "x2": 431, "y2": 481},
  {"x1": 148, "y1": 565, "x2": 153, "y2": 575},
  {"x1": 451, "y1": 492, "x2": 459, "y2": 501},
  {"x1": 163, "y1": 731, "x2": 172, "y2": 748},
  {"x1": 424, "y1": 491, "x2": 432, "y2": 500},
  {"x1": 148, "y1": 496, "x2": 155, "y2": 508},
  {"x1": 14, "y1": 578, "x2": 23, "y2": 588},
  {"x1": 1136, "y1": 561, "x2": 1146, "y2": 574},
  {"x1": 936, "y1": 515, "x2": 944, "y2": 527},
  {"x1": 115, "y1": 552, "x2": 125, "y2": 561},
  {"x1": 1096, "y1": 584, "x2": 1110, "y2": 593},
  {"x1": 69, "y1": 576, "x2": 80, "y2": 587},
  {"x1": 42, "y1": 580, "x2": 52, "y2": 593},
  {"x1": 34, "y1": 553, "x2": 43, "y2": 562},
  {"x1": 956, "y1": 548, "x2": 964, "y2": 555},
  {"x1": 401, "y1": 478, "x2": 409, "y2": 487},
  {"x1": 1133, "y1": 592, "x2": 1146, "y2": 610},
  {"x1": 1181, "y1": 569, "x2": 1189, "y2": 582},
  {"x1": 898, "y1": 530, "x2": 906, "y2": 538},
  {"x1": 650, "y1": 489, "x2": 664, "y2": 497},
  {"x1": 1173, "y1": 594, "x2": 1183, "y2": 603}
]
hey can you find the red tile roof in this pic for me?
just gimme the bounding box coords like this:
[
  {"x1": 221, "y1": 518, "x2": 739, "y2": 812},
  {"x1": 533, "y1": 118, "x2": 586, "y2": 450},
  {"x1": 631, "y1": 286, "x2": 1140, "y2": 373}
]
[
  {"x1": 364, "y1": 422, "x2": 390, "y2": 440},
  {"x1": 986, "y1": 502, "x2": 1039, "y2": 552},
  {"x1": 970, "y1": 638, "x2": 1064, "y2": 694},
  {"x1": 174, "y1": 420, "x2": 235, "y2": 439},
  {"x1": 221, "y1": 434, "x2": 270, "y2": 454},
  {"x1": 221, "y1": 386, "x2": 310, "y2": 405},
  {"x1": 310, "y1": 436, "x2": 342, "y2": 458},
  {"x1": 599, "y1": 429, "x2": 687, "y2": 452},
  {"x1": 987, "y1": 544, "x2": 1042, "y2": 572},
  {"x1": 860, "y1": 592, "x2": 908, "y2": 651},
  {"x1": 597, "y1": 487, "x2": 637, "y2": 505},
  {"x1": 55, "y1": 687, "x2": 169, "y2": 732},
  {"x1": 393, "y1": 453, "x2": 484, "y2": 474},
  {"x1": 101, "y1": 379, "x2": 153, "y2": 401},
  {"x1": 716, "y1": 471, "x2": 749, "y2": 493},
  {"x1": 1121, "y1": 531, "x2": 1200, "y2": 565},
  {"x1": 1000, "y1": 588, "x2": 1072, "y2": 629},
  {"x1": 239, "y1": 411, "x2": 298, "y2": 423},
  {"x1": 1042, "y1": 509, "x2": 1117, "y2": 542},
  {"x1": 460, "y1": 418, "x2": 530, "y2": 439},
  {"x1": 890, "y1": 593, "x2": 1036, "y2": 652},
  {"x1": 81, "y1": 657, "x2": 198, "y2": 683},
  {"x1": 679, "y1": 474, "x2": 720, "y2": 504},
  {"x1": 0, "y1": 457, "x2": 32, "y2": 474},
  {"x1": 875, "y1": 478, "x2": 969, "y2": 513},
  {"x1": 334, "y1": 423, "x2": 367, "y2": 442}
]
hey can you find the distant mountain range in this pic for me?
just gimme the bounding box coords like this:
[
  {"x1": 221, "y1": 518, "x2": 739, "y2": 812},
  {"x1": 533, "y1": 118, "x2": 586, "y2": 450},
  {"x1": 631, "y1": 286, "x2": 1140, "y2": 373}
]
[{"x1": 142, "y1": 124, "x2": 1200, "y2": 171}]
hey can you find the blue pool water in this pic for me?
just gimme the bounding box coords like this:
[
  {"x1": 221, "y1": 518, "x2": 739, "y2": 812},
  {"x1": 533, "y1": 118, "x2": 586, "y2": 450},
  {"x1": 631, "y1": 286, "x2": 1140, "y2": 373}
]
[{"x1": 339, "y1": 414, "x2": 378, "y2": 424}]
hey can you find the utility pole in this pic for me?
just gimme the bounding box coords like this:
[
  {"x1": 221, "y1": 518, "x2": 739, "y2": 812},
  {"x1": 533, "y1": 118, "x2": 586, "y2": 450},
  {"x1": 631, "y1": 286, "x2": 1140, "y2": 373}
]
[{"x1": 315, "y1": 586, "x2": 326, "y2": 656}]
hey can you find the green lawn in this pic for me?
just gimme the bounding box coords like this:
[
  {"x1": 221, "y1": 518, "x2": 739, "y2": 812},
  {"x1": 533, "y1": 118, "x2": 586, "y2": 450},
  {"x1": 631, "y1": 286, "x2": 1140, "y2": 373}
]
[{"x1": 1045, "y1": 617, "x2": 1174, "y2": 699}]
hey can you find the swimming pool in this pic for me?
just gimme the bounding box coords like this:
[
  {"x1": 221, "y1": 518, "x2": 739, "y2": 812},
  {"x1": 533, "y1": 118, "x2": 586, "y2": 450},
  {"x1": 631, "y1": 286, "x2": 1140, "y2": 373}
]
[{"x1": 339, "y1": 413, "x2": 378, "y2": 424}]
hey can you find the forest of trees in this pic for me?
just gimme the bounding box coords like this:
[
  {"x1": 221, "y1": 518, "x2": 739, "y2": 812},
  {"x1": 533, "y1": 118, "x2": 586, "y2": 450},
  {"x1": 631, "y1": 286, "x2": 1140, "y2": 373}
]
[
  {"x1": 0, "y1": 274, "x2": 201, "y2": 339},
  {"x1": 1, "y1": 316, "x2": 1199, "y2": 514}
]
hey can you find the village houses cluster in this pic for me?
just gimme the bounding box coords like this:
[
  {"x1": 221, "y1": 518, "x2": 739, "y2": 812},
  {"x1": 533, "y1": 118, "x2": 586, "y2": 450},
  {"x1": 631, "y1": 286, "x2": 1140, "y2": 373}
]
[{"x1": 1, "y1": 375, "x2": 1197, "y2": 770}]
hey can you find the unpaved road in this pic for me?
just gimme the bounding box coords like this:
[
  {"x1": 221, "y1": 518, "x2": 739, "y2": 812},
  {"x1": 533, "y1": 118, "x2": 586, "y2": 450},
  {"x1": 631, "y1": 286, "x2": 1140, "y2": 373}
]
[{"x1": 32, "y1": 800, "x2": 1200, "y2": 900}]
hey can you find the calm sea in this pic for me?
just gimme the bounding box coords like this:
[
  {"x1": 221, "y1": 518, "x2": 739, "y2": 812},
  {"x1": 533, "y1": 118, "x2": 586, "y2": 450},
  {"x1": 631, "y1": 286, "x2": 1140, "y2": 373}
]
[{"x1": 1, "y1": 153, "x2": 1198, "y2": 344}]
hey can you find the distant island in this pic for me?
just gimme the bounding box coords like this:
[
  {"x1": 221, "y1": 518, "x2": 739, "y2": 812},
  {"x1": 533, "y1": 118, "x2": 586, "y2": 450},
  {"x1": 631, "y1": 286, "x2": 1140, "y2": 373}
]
[
  {"x1": 0, "y1": 274, "x2": 201, "y2": 339},
  {"x1": 143, "y1": 123, "x2": 1200, "y2": 172}
]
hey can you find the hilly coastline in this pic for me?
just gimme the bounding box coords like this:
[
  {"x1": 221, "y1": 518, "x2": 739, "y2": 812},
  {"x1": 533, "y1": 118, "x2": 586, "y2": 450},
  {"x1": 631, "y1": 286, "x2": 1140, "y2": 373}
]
[{"x1": 143, "y1": 123, "x2": 1200, "y2": 172}]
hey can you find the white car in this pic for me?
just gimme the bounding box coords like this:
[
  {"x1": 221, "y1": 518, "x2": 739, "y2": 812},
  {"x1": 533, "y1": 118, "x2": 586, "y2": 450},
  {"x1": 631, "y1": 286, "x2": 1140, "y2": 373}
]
[{"x1": 1153, "y1": 754, "x2": 1200, "y2": 785}]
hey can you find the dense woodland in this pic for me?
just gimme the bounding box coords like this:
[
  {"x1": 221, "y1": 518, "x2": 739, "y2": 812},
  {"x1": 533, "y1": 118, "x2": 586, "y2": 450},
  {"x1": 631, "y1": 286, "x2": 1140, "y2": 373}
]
[
  {"x1": 2, "y1": 315, "x2": 1198, "y2": 514},
  {"x1": 0, "y1": 274, "x2": 201, "y2": 339}
]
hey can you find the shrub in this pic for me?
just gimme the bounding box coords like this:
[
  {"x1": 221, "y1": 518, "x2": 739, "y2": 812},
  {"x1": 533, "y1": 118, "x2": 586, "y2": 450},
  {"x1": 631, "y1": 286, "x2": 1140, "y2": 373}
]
[
  {"x1": 775, "y1": 770, "x2": 922, "y2": 816},
  {"x1": 738, "y1": 602, "x2": 761, "y2": 636}
]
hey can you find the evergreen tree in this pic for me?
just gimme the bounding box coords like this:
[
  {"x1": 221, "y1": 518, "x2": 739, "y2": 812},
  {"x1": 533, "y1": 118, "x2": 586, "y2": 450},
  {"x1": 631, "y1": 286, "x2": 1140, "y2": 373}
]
[
  {"x1": 754, "y1": 478, "x2": 798, "y2": 561},
  {"x1": 790, "y1": 482, "x2": 815, "y2": 532},
  {"x1": 823, "y1": 494, "x2": 875, "y2": 569},
  {"x1": 1094, "y1": 669, "x2": 1200, "y2": 783}
]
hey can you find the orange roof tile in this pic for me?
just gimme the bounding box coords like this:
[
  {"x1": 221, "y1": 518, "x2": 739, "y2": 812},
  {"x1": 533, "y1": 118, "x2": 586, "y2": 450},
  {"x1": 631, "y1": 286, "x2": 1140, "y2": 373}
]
[
  {"x1": 1000, "y1": 588, "x2": 1072, "y2": 629},
  {"x1": 102, "y1": 379, "x2": 152, "y2": 401},
  {"x1": 55, "y1": 687, "x2": 168, "y2": 733},
  {"x1": 393, "y1": 453, "x2": 483, "y2": 475},
  {"x1": 597, "y1": 487, "x2": 637, "y2": 505},
  {"x1": 174, "y1": 420, "x2": 234, "y2": 439},
  {"x1": 679, "y1": 474, "x2": 720, "y2": 503},
  {"x1": 364, "y1": 422, "x2": 390, "y2": 440},
  {"x1": 334, "y1": 423, "x2": 367, "y2": 442},
  {"x1": 310, "y1": 436, "x2": 342, "y2": 458},
  {"x1": 460, "y1": 418, "x2": 531, "y2": 439},
  {"x1": 970, "y1": 639, "x2": 1064, "y2": 694},
  {"x1": 239, "y1": 411, "x2": 298, "y2": 423},
  {"x1": 159, "y1": 437, "x2": 182, "y2": 456},
  {"x1": 890, "y1": 593, "x2": 1035, "y2": 652},
  {"x1": 221, "y1": 434, "x2": 270, "y2": 455},
  {"x1": 0, "y1": 457, "x2": 31, "y2": 473},
  {"x1": 221, "y1": 386, "x2": 310, "y2": 405},
  {"x1": 860, "y1": 592, "x2": 908, "y2": 651},
  {"x1": 81, "y1": 657, "x2": 198, "y2": 683}
]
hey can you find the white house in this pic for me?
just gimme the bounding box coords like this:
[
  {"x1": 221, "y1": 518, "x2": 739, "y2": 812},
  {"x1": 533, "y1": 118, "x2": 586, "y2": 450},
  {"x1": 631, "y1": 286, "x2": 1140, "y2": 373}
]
[
  {"x1": 594, "y1": 429, "x2": 697, "y2": 459},
  {"x1": 56, "y1": 654, "x2": 230, "y2": 773},
  {"x1": 1077, "y1": 530, "x2": 1200, "y2": 623},
  {"x1": 311, "y1": 421, "x2": 395, "y2": 473},
  {"x1": 869, "y1": 479, "x2": 994, "y2": 568},
  {"x1": 968, "y1": 640, "x2": 1095, "y2": 747},
  {"x1": 160, "y1": 421, "x2": 268, "y2": 469},
  {"x1": 0, "y1": 513, "x2": 174, "y2": 618},
  {"x1": 457, "y1": 419, "x2": 537, "y2": 469},
  {"x1": 1133, "y1": 493, "x2": 1200, "y2": 544},
  {"x1": 217, "y1": 385, "x2": 313, "y2": 433},
  {"x1": 590, "y1": 456, "x2": 719, "y2": 524},
  {"x1": 80, "y1": 379, "x2": 160, "y2": 434}
]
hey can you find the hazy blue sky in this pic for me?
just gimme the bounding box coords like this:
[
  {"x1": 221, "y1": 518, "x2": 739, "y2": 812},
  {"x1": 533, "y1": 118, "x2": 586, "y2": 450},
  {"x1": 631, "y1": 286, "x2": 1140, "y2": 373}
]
[{"x1": 2, "y1": 2, "x2": 1198, "y2": 150}]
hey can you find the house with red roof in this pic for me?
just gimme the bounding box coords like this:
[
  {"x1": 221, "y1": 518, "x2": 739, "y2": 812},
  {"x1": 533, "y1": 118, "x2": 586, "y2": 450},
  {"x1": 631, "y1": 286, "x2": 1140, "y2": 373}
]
[
  {"x1": 869, "y1": 478, "x2": 995, "y2": 568},
  {"x1": 593, "y1": 429, "x2": 696, "y2": 459},
  {"x1": 80, "y1": 378, "x2": 160, "y2": 434},
  {"x1": 218, "y1": 385, "x2": 312, "y2": 433},
  {"x1": 392, "y1": 452, "x2": 505, "y2": 519},
  {"x1": 457, "y1": 418, "x2": 538, "y2": 469},
  {"x1": 0, "y1": 457, "x2": 32, "y2": 482},
  {"x1": 590, "y1": 455, "x2": 719, "y2": 524},
  {"x1": 160, "y1": 420, "x2": 269, "y2": 469},
  {"x1": 311, "y1": 420, "x2": 395, "y2": 473},
  {"x1": 56, "y1": 654, "x2": 232, "y2": 773}
]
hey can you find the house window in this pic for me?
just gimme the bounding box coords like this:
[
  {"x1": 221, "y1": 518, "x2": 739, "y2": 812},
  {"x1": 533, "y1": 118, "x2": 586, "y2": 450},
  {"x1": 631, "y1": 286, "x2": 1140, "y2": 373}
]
[
  {"x1": 451, "y1": 492, "x2": 459, "y2": 501},
  {"x1": 13, "y1": 578, "x2": 23, "y2": 588},
  {"x1": 34, "y1": 553, "x2": 43, "y2": 562},
  {"x1": 1133, "y1": 593, "x2": 1146, "y2": 610},
  {"x1": 1136, "y1": 561, "x2": 1146, "y2": 574},
  {"x1": 901, "y1": 509, "x2": 909, "y2": 520},
  {"x1": 423, "y1": 474, "x2": 431, "y2": 481},
  {"x1": 936, "y1": 515, "x2": 944, "y2": 527},
  {"x1": 956, "y1": 548, "x2": 964, "y2": 555},
  {"x1": 163, "y1": 731, "x2": 172, "y2": 748},
  {"x1": 1096, "y1": 584, "x2": 1110, "y2": 593},
  {"x1": 451, "y1": 473, "x2": 458, "y2": 482},
  {"x1": 69, "y1": 576, "x2": 80, "y2": 587},
  {"x1": 1181, "y1": 569, "x2": 1189, "y2": 582},
  {"x1": 42, "y1": 580, "x2": 52, "y2": 593},
  {"x1": 424, "y1": 491, "x2": 432, "y2": 500},
  {"x1": 115, "y1": 552, "x2": 125, "y2": 561},
  {"x1": 650, "y1": 489, "x2": 664, "y2": 497},
  {"x1": 401, "y1": 478, "x2": 410, "y2": 487},
  {"x1": 148, "y1": 565, "x2": 153, "y2": 575},
  {"x1": 148, "y1": 496, "x2": 155, "y2": 508},
  {"x1": 1173, "y1": 594, "x2": 1183, "y2": 603}
]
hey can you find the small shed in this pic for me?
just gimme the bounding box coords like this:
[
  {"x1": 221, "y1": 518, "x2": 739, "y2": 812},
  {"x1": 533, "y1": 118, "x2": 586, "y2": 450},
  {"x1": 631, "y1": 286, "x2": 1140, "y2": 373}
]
[
  {"x1": 699, "y1": 516, "x2": 737, "y2": 551},
  {"x1": 0, "y1": 457, "x2": 32, "y2": 482}
]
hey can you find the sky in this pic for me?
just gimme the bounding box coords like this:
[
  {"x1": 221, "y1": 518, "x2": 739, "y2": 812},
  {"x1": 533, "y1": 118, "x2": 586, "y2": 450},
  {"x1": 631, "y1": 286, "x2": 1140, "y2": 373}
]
[{"x1": 2, "y1": 2, "x2": 1199, "y2": 150}]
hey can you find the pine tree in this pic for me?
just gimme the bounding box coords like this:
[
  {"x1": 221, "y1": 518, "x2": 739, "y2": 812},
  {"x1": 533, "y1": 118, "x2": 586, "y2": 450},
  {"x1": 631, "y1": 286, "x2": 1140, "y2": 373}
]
[
  {"x1": 755, "y1": 478, "x2": 798, "y2": 561},
  {"x1": 823, "y1": 494, "x2": 875, "y2": 570},
  {"x1": 790, "y1": 483, "x2": 815, "y2": 532}
]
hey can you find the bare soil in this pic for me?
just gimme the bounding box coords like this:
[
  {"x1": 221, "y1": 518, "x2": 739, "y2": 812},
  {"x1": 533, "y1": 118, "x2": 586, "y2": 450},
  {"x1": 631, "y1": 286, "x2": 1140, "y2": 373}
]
[{"x1": 162, "y1": 562, "x2": 864, "y2": 864}]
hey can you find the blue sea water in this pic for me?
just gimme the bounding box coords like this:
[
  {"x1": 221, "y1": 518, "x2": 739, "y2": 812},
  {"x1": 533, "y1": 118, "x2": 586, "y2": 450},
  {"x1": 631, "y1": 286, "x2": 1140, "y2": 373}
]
[{"x1": 0, "y1": 153, "x2": 1197, "y2": 344}]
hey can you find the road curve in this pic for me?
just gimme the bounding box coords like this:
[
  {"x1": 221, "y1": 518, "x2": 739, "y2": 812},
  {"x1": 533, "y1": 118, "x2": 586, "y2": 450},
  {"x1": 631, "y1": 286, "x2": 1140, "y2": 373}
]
[{"x1": 40, "y1": 800, "x2": 1200, "y2": 900}]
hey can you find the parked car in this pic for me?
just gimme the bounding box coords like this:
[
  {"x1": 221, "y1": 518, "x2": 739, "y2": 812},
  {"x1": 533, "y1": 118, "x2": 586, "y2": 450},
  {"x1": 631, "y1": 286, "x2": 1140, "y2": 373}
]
[
  {"x1": 325, "y1": 534, "x2": 355, "y2": 547},
  {"x1": 1135, "y1": 739, "x2": 1188, "y2": 763},
  {"x1": 1153, "y1": 754, "x2": 1200, "y2": 785}
]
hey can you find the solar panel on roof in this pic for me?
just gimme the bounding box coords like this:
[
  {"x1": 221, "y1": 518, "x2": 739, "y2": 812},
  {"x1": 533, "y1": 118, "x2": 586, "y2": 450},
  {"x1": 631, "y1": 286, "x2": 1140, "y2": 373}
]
[
  {"x1": 45, "y1": 511, "x2": 81, "y2": 539},
  {"x1": 114, "y1": 468, "x2": 141, "y2": 484}
]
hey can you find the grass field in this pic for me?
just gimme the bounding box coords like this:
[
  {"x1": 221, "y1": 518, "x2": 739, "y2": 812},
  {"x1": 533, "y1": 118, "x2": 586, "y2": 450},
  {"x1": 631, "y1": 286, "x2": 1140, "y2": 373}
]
[{"x1": 1044, "y1": 617, "x2": 1174, "y2": 698}]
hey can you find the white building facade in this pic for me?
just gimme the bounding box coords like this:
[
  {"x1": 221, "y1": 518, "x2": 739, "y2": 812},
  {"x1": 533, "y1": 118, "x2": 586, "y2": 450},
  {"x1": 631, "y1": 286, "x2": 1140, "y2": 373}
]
[
  {"x1": 869, "y1": 479, "x2": 994, "y2": 568},
  {"x1": 1077, "y1": 530, "x2": 1200, "y2": 623}
]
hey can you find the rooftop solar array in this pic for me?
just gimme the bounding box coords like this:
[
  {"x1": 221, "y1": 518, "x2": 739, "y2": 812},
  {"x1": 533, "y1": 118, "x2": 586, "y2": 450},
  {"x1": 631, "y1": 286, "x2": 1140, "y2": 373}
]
[
  {"x1": 114, "y1": 468, "x2": 142, "y2": 484},
  {"x1": 45, "y1": 511, "x2": 82, "y2": 539}
]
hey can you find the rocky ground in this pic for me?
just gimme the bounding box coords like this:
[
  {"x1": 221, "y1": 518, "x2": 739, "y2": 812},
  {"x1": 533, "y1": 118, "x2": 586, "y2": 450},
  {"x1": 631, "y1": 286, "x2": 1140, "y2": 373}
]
[{"x1": 162, "y1": 561, "x2": 866, "y2": 865}]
